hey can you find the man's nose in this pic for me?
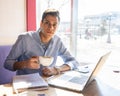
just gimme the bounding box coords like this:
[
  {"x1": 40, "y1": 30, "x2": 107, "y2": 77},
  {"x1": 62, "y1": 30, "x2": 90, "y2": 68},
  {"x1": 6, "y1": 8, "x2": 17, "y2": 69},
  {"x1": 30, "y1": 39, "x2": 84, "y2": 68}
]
[{"x1": 48, "y1": 24, "x2": 54, "y2": 29}]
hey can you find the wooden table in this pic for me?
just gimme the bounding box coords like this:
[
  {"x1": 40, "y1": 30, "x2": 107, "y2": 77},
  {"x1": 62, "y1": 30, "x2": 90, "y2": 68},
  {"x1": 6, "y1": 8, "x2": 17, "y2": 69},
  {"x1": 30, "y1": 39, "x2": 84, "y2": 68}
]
[{"x1": 0, "y1": 66, "x2": 120, "y2": 96}]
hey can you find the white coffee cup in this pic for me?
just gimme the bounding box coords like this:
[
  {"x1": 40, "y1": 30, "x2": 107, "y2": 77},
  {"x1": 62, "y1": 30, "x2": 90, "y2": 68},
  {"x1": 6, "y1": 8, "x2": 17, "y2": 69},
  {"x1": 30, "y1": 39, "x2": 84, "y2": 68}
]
[{"x1": 39, "y1": 56, "x2": 53, "y2": 66}]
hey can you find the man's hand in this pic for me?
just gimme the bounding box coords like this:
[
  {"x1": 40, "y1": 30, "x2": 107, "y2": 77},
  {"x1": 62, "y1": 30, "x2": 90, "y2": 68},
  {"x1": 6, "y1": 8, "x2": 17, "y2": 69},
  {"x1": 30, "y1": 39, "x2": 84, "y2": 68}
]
[
  {"x1": 42, "y1": 67, "x2": 57, "y2": 76},
  {"x1": 24, "y1": 56, "x2": 40, "y2": 69},
  {"x1": 42, "y1": 64, "x2": 71, "y2": 76},
  {"x1": 13, "y1": 56, "x2": 40, "y2": 70}
]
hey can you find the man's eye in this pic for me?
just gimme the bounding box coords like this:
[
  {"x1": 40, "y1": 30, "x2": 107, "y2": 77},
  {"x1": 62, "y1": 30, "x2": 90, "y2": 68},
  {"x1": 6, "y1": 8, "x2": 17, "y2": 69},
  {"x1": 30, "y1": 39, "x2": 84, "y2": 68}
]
[
  {"x1": 44, "y1": 22, "x2": 49, "y2": 25},
  {"x1": 43, "y1": 21, "x2": 58, "y2": 27},
  {"x1": 53, "y1": 24, "x2": 57, "y2": 27}
]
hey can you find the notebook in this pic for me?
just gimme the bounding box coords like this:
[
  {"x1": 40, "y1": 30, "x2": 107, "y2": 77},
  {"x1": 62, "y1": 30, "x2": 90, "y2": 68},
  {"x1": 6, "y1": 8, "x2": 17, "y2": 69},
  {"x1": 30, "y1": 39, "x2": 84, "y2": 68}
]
[
  {"x1": 48, "y1": 52, "x2": 111, "y2": 92},
  {"x1": 13, "y1": 73, "x2": 49, "y2": 93}
]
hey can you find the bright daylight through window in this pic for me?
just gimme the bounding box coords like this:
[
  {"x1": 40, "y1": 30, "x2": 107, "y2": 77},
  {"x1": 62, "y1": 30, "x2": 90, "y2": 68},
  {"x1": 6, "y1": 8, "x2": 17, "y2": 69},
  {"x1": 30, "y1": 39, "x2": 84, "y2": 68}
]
[{"x1": 36, "y1": 0, "x2": 120, "y2": 68}]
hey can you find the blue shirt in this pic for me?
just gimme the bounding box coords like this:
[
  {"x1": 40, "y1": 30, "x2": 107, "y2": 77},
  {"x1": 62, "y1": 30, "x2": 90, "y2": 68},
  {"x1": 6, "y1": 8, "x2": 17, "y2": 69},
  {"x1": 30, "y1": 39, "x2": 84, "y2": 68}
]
[{"x1": 4, "y1": 29, "x2": 79, "y2": 75}]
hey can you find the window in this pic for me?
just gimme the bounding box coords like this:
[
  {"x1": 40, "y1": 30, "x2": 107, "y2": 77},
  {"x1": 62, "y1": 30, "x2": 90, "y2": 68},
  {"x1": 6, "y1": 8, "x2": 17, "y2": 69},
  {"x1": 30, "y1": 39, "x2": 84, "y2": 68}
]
[
  {"x1": 76, "y1": 0, "x2": 120, "y2": 68},
  {"x1": 36, "y1": 0, "x2": 120, "y2": 67}
]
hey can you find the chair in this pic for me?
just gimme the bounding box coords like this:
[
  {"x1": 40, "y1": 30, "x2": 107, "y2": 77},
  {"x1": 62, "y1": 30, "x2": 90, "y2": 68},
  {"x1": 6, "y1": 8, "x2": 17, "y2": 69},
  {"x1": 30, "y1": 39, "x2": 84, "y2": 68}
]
[{"x1": 0, "y1": 45, "x2": 16, "y2": 84}]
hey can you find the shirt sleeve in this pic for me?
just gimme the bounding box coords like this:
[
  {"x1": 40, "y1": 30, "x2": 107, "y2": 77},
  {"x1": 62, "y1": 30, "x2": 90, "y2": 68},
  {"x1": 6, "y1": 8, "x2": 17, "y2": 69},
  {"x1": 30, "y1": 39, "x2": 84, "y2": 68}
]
[
  {"x1": 4, "y1": 35, "x2": 26, "y2": 71},
  {"x1": 58, "y1": 40, "x2": 79, "y2": 70}
]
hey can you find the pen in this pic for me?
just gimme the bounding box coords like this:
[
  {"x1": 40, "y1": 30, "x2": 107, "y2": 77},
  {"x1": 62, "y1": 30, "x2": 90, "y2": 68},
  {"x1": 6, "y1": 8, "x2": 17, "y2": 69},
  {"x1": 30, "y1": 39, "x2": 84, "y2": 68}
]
[{"x1": 47, "y1": 75, "x2": 55, "y2": 81}]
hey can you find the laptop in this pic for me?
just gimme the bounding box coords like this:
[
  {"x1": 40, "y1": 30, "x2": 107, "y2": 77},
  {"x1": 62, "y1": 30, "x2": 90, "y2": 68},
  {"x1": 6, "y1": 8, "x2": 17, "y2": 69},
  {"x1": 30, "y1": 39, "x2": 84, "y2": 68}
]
[{"x1": 47, "y1": 52, "x2": 111, "y2": 92}]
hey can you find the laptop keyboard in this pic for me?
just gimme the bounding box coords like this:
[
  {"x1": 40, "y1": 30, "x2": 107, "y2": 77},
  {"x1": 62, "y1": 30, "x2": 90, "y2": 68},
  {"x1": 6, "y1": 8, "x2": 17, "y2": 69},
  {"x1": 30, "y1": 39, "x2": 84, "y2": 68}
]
[
  {"x1": 58, "y1": 74, "x2": 88, "y2": 85},
  {"x1": 69, "y1": 75, "x2": 88, "y2": 84},
  {"x1": 59, "y1": 75, "x2": 72, "y2": 80}
]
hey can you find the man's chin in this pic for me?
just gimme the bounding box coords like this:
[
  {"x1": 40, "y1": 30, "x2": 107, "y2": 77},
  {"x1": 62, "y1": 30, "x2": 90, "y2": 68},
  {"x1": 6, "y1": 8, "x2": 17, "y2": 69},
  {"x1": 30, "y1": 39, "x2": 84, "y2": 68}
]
[{"x1": 46, "y1": 34, "x2": 53, "y2": 37}]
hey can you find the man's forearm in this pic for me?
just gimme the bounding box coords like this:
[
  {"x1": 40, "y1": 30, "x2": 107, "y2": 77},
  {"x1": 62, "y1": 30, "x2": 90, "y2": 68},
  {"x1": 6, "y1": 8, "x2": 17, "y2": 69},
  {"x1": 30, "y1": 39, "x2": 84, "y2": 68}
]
[
  {"x1": 56, "y1": 64, "x2": 71, "y2": 73},
  {"x1": 13, "y1": 61, "x2": 26, "y2": 71}
]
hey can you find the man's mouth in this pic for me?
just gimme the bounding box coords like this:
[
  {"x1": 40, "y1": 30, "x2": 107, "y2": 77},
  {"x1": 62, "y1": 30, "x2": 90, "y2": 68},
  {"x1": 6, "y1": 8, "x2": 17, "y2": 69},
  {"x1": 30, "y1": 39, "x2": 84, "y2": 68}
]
[{"x1": 47, "y1": 31, "x2": 53, "y2": 34}]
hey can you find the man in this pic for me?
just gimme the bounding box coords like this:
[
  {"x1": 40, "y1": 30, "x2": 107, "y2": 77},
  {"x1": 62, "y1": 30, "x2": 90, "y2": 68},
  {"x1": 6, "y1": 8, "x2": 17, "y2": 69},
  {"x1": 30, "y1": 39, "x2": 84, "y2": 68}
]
[{"x1": 4, "y1": 9, "x2": 79, "y2": 76}]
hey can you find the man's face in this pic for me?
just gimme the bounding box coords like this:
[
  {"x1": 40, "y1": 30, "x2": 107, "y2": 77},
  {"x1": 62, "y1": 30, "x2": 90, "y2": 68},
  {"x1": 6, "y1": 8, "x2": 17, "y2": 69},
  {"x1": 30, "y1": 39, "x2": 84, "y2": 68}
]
[{"x1": 40, "y1": 15, "x2": 59, "y2": 38}]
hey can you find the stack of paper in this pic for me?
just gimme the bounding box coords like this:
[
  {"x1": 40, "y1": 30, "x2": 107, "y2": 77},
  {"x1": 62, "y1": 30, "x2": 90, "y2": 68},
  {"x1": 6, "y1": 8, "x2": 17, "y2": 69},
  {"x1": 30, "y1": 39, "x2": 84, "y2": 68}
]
[{"x1": 12, "y1": 73, "x2": 49, "y2": 92}]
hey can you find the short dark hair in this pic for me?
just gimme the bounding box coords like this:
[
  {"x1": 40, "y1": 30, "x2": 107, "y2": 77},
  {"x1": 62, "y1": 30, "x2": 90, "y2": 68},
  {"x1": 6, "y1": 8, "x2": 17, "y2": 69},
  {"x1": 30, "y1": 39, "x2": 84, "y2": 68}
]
[{"x1": 42, "y1": 9, "x2": 60, "y2": 22}]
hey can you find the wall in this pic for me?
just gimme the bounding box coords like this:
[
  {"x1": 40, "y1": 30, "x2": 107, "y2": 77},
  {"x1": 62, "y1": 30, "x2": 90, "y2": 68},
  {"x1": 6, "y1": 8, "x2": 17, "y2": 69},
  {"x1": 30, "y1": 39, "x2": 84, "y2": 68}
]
[{"x1": 0, "y1": 0, "x2": 26, "y2": 45}]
